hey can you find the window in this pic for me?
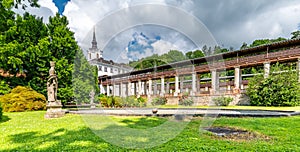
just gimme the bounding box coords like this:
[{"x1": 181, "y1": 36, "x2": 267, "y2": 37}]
[
  {"x1": 104, "y1": 67, "x2": 107, "y2": 72},
  {"x1": 96, "y1": 53, "x2": 99, "y2": 58},
  {"x1": 98, "y1": 66, "x2": 102, "y2": 71},
  {"x1": 89, "y1": 53, "x2": 91, "y2": 60},
  {"x1": 111, "y1": 67, "x2": 113, "y2": 73}
]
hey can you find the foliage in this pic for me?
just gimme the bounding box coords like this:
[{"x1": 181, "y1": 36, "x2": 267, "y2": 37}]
[
  {"x1": 129, "y1": 50, "x2": 186, "y2": 69},
  {"x1": 151, "y1": 97, "x2": 167, "y2": 106},
  {"x1": 0, "y1": 80, "x2": 11, "y2": 95},
  {"x1": 0, "y1": 102, "x2": 2, "y2": 120},
  {"x1": 291, "y1": 30, "x2": 300, "y2": 39},
  {"x1": 185, "y1": 50, "x2": 205, "y2": 59},
  {"x1": 179, "y1": 97, "x2": 194, "y2": 106},
  {"x1": 0, "y1": 2, "x2": 88, "y2": 104},
  {"x1": 249, "y1": 37, "x2": 286, "y2": 47},
  {"x1": 99, "y1": 95, "x2": 147, "y2": 108},
  {"x1": 247, "y1": 63, "x2": 300, "y2": 106},
  {"x1": 0, "y1": 86, "x2": 46, "y2": 112},
  {"x1": 178, "y1": 93, "x2": 194, "y2": 106},
  {"x1": 73, "y1": 49, "x2": 98, "y2": 104},
  {"x1": 213, "y1": 96, "x2": 233, "y2": 106}
]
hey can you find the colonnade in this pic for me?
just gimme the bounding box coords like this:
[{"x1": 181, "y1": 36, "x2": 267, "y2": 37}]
[{"x1": 103, "y1": 66, "x2": 246, "y2": 97}]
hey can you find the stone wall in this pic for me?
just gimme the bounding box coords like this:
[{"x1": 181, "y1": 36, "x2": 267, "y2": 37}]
[{"x1": 166, "y1": 93, "x2": 250, "y2": 106}]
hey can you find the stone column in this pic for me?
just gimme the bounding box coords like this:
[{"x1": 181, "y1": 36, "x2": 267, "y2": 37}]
[
  {"x1": 166, "y1": 79, "x2": 170, "y2": 94},
  {"x1": 133, "y1": 82, "x2": 137, "y2": 95},
  {"x1": 180, "y1": 76, "x2": 184, "y2": 93},
  {"x1": 264, "y1": 62, "x2": 270, "y2": 78},
  {"x1": 211, "y1": 69, "x2": 219, "y2": 94},
  {"x1": 191, "y1": 72, "x2": 197, "y2": 96},
  {"x1": 143, "y1": 81, "x2": 147, "y2": 95},
  {"x1": 148, "y1": 79, "x2": 152, "y2": 97},
  {"x1": 106, "y1": 85, "x2": 110, "y2": 96},
  {"x1": 234, "y1": 66, "x2": 242, "y2": 93},
  {"x1": 160, "y1": 77, "x2": 165, "y2": 96},
  {"x1": 153, "y1": 80, "x2": 158, "y2": 95},
  {"x1": 174, "y1": 75, "x2": 179, "y2": 96},
  {"x1": 120, "y1": 82, "x2": 124, "y2": 97},
  {"x1": 138, "y1": 79, "x2": 142, "y2": 97},
  {"x1": 127, "y1": 82, "x2": 131, "y2": 96},
  {"x1": 196, "y1": 74, "x2": 201, "y2": 94},
  {"x1": 112, "y1": 83, "x2": 116, "y2": 96}
]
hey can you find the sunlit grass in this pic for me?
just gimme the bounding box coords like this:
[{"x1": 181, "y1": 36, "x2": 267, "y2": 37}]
[
  {"x1": 156, "y1": 105, "x2": 300, "y2": 111},
  {"x1": 0, "y1": 111, "x2": 299, "y2": 151}
]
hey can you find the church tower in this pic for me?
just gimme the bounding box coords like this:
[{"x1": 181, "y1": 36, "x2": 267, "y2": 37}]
[{"x1": 88, "y1": 27, "x2": 103, "y2": 60}]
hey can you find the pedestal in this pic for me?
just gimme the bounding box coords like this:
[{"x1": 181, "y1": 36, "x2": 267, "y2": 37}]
[{"x1": 45, "y1": 101, "x2": 65, "y2": 118}]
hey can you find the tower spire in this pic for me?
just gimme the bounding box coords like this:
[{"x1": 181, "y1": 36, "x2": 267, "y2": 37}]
[{"x1": 91, "y1": 26, "x2": 97, "y2": 49}]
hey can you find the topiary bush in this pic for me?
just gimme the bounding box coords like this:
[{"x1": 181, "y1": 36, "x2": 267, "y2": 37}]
[
  {"x1": 0, "y1": 86, "x2": 47, "y2": 112},
  {"x1": 213, "y1": 96, "x2": 233, "y2": 106},
  {"x1": 151, "y1": 97, "x2": 167, "y2": 106},
  {"x1": 247, "y1": 64, "x2": 300, "y2": 106}
]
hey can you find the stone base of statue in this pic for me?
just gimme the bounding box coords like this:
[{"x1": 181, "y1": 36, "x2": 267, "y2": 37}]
[
  {"x1": 90, "y1": 103, "x2": 96, "y2": 109},
  {"x1": 45, "y1": 100, "x2": 65, "y2": 118}
]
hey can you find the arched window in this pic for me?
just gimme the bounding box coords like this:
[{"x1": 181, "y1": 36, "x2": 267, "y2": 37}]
[
  {"x1": 89, "y1": 53, "x2": 91, "y2": 60},
  {"x1": 96, "y1": 53, "x2": 99, "y2": 58}
]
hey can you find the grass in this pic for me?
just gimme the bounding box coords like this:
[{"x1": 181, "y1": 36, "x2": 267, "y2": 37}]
[
  {"x1": 155, "y1": 105, "x2": 300, "y2": 111},
  {"x1": 0, "y1": 111, "x2": 299, "y2": 151}
]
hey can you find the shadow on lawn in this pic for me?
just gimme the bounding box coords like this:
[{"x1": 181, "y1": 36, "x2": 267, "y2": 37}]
[
  {"x1": 6, "y1": 127, "x2": 126, "y2": 151},
  {"x1": 0, "y1": 115, "x2": 10, "y2": 123},
  {"x1": 120, "y1": 117, "x2": 168, "y2": 129}
]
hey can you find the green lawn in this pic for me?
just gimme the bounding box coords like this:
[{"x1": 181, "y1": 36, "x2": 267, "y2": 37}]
[
  {"x1": 155, "y1": 105, "x2": 300, "y2": 111},
  {"x1": 0, "y1": 111, "x2": 299, "y2": 151}
]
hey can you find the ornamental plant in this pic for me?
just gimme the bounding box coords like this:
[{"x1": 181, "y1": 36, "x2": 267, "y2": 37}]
[
  {"x1": 0, "y1": 86, "x2": 46, "y2": 112},
  {"x1": 247, "y1": 63, "x2": 300, "y2": 106}
]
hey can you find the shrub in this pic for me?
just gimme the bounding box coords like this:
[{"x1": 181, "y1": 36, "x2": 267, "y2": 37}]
[
  {"x1": 0, "y1": 86, "x2": 47, "y2": 112},
  {"x1": 137, "y1": 96, "x2": 147, "y2": 107},
  {"x1": 179, "y1": 98, "x2": 194, "y2": 106},
  {"x1": 213, "y1": 96, "x2": 233, "y2": 106},
  {"x1": 0, "y1": 102, "x2": 2, "y2": 120},
  {"x1": 0, "y1": 80, "x2": 11, "y2": 95},
  {"x1": 247, "y1": 64, "x2": 300, "y2": 106},
  {"x1": 114, "y1": 96, "x2": 123, "y2": 108},
  {"x1": 151, "y1": 97, "x2": 167, "y2": 106},
  {"x1": 99, "y1": 95, "x2": 108, "y2": 107}
]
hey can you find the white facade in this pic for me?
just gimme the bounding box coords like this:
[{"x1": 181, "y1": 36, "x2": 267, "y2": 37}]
[{"x1": 87, "y1": 28, "x2": 133, "y2": 94}]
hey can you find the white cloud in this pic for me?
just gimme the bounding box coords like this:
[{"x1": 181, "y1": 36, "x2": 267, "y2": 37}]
[
  {"x1": 151, "y1": 40, "x2": 179, "y2": 55},
  {"x1": 12, "y1": 0, "x2": 58, "y2": 23}
]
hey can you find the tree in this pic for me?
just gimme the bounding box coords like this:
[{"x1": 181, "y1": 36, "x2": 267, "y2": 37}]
[
  {"x1": 291, "y1": 30, "x2": 300, "y2": 39},
  {"x1": 47, "y1": 13, "x2": 78, "y2": 103},
  {"x1": 246, "y1": 63, "x2": 300, "y2": 106},
  {"x1": 240, "y1": 42, "x2": 248, "y2": 49},
  {"x1": 73, "y1": 49, "x2": 98, "y2": 103},
  {"x1": 185, "y1": 50, "x2": 204, "y2": 59}
]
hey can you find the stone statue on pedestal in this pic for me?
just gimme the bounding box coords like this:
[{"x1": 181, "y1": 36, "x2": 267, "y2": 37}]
[
  {"x1": 45, "y1": 61, "x2": 65, "y2": 118},
  {"x1": 47, "y1": 61, "x2": 58, "y2": 102}
]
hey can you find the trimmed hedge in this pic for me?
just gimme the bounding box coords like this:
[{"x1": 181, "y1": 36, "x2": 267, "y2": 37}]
[
  {"x1": 0, "y1": 86, "x2": 47, "y2": 112},
  {"x1": 99, "y1": 95, "x2": 147, "y2": 108}
]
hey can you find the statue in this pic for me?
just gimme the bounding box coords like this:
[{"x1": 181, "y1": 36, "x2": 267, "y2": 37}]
[
  {"x1": 47, "y1": 61, "x2": 58, "y2": 102},
  {"x1": 45, "y1": 61, "x2": 64, "y2": 118}
]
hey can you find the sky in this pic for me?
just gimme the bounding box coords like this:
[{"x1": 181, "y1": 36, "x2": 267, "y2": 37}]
[{"x1": 18, "y1": 0, "x2": 300, "y2": 63}]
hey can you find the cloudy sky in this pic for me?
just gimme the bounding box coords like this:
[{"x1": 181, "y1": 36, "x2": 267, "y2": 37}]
[{"x1": 21, "y1": 0, "x2": 300, "y2": 63}]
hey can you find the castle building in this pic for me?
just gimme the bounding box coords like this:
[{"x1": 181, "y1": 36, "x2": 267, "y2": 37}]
[{"x1": 88, "y1": 28, "x2": 133, "y2": 94}]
